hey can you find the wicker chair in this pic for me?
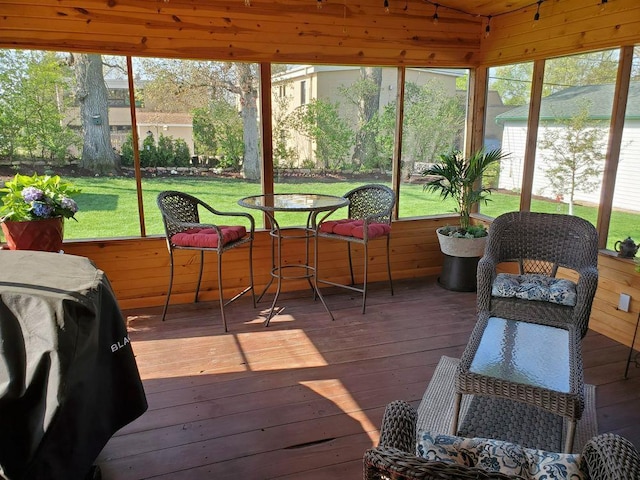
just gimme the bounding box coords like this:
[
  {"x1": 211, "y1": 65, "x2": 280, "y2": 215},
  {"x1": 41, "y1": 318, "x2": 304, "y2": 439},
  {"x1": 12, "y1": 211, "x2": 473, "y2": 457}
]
[
  {"x1": 364, "y1": 400, "x2": 640, "y2": 480},
  {"x1": 477, "y1": 211, "x2": 599, "y2": 339},
  {"x1": 315, "y1": 184, "x2": 395, "y2": 314},
  {"x1": 157, "y1": 191, "x2": 255, "y2": 332}
]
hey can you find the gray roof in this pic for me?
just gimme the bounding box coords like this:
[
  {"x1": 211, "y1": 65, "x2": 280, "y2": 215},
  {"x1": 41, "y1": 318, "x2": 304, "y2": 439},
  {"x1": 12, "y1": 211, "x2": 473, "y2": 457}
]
[{"x1": 496, "y1": 82, "x2": 640, "y2": 124}]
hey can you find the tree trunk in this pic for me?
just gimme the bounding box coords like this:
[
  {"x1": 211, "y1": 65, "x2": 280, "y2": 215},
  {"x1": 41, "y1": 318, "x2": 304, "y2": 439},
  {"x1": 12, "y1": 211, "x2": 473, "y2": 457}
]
[
  {"x1": 72, "y1": 53, "x2": 118, "y2": 174},
  {"x1": 351, "y1": 67, "x2": 382, "y2": 166},
  {"x1": 238, "y1": 63, "x2": 260, "y2": 181}
]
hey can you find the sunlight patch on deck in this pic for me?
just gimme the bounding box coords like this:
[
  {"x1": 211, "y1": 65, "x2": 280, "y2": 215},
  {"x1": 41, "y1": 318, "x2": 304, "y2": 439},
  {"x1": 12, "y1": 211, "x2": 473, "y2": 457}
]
[
  {"x1": 300, "y1": 379, "x2": 378, "y2": 443},
  {"x1": 235, "y1": 329, "x2": 329, "y2": 371}
]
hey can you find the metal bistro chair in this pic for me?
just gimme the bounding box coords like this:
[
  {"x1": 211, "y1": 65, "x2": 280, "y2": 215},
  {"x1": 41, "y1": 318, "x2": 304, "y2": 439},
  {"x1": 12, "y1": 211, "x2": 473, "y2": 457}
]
[
  {"x1": 477, "y1": 211, "x2": 599, "y2": 339},
  {"x1": 315, "y1": 184, "x2": 395, "y2": 313},
  {"x1": 157, "y1": 191, "x2": 255, "y2": 332}
]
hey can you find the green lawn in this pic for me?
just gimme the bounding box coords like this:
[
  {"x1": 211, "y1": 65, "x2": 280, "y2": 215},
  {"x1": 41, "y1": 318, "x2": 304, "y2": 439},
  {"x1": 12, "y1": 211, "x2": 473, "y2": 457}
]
[{"x1": 9, "y1": 176, "x2": 638, "y2": 252}]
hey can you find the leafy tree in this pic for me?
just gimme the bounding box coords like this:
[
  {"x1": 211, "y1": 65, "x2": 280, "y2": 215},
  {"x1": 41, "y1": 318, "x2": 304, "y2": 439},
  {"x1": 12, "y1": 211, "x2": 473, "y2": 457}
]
[
  {"x1": 491, "y1": 50, "x2": 622, "y2": 106},
  {"x1": 272, "y1": 83, "x2": 298, "y2": 168},
  {"x1": 70, "y1": 53, "x2": 119, "y2": 173},
  {"x1": 120, "y1": 133, "x2": 134, "y2": 167},
  {"x1": 539, "y1": 101, "x2": 606, "y2": 215},
  {"x1": 287, "y1": 99, "x2": 353, "y2": 170},
  {"x1": 0, "y1": 50, "x2": 80, "y2": 163},
  {"x1": 192, "y1": 107, "x2": 217, "y2": 157},
  {"x1": 140, "y1": 134, "x2": 157, "y2": 168},
  {"x1": 138, "y1": 59, "x2": 260, "y2": 179},
  {"x1": 401, "y1": 79, "x2": 466, "y2": 175},
  {"x1": 340, "y1": 67, "x2": 383, "y2": 168},
  {"x1": 209, "y1": 100, "x2": 244, "y2": 169},
  {"x1": 173, "y1": 138, "x2": 191, "y2": 167},
  {"x1": 369, "y1": 102, "x2": 397, "y2": 171},
  {"x1": 123, "y1": 132, "x2": 191, "y2": 168},
  {"x1": 156, "y1": 134, "x2": 175, "y2": 167}
]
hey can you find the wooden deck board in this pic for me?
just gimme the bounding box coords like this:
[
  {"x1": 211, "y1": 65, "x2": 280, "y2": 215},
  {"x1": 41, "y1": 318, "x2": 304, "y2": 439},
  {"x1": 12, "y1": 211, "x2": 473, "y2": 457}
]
[{"x1": 97, "y1": 276, "x2": 640, "y2": 479}]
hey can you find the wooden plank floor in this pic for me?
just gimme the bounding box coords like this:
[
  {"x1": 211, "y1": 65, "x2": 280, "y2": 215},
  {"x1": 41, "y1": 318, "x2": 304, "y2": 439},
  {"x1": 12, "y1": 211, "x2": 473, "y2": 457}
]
[{"x1": 97, "y1": 277, "x2": 640, "y2": 479}]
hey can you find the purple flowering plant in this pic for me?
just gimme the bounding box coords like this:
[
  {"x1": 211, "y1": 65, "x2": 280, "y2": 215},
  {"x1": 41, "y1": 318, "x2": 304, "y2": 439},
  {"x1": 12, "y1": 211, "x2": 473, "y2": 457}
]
[{"x1": 0, "y1": 173, "x2": 80, "y2": 222}]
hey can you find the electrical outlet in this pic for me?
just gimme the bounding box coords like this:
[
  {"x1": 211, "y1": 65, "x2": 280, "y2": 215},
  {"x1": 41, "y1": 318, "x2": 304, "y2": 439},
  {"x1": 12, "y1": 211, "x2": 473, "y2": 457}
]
[{"x1": 618, "y1": 293, "x2": 631, "y2": 312}]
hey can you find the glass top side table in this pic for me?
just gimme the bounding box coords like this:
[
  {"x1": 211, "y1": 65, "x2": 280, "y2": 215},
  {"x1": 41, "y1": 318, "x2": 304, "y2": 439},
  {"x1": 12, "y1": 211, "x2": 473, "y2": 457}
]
[
  {"x1": 453, "y1": 313, "x2": 585, "y2": 453},
  {"x1": 238, "y1": 193, "x2": 349, "y2": 325}
]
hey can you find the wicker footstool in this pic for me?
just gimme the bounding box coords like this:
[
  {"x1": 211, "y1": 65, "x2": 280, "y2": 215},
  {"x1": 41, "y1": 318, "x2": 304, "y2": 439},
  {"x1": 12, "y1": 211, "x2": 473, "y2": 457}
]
[{"x1": 452, "y1": 313, "x2": 584, "y2": 453}]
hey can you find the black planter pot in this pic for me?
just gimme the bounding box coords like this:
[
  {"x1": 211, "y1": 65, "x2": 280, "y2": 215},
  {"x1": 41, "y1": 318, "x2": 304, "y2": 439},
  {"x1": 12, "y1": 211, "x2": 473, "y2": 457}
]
[{"x1": 438, "y1": 254, "x2": 480, "y2": 292}]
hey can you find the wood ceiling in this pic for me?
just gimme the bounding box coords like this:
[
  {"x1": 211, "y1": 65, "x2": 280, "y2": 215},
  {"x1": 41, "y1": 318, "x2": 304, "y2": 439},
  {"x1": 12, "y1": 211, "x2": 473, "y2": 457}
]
[
  {"x1": 426, "y1": 0, "x2": 542, "y2": 17},
  {"x1": 1, "y1": 0, "x2": 638, "y2": 67}
]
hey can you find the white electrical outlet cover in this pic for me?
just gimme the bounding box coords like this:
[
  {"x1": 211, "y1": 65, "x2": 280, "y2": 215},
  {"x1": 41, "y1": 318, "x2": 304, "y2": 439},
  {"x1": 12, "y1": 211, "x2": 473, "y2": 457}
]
[{"x1": 618, "y1": 293, "x2": 631, "y2": 312}]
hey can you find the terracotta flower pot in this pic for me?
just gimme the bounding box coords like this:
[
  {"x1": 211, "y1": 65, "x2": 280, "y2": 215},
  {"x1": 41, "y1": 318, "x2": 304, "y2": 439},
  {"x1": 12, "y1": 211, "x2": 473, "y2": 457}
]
[{"x1": 1, "y1": 217, "x2": 64, "y2": 252}]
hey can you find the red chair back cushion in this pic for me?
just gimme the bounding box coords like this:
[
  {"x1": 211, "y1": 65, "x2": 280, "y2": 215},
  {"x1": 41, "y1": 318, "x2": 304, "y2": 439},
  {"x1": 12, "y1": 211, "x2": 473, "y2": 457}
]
[
  {"x1": 319, "y1": 219, "x2": 390, "y2": 239},
  {"x1": 171, "y1": 225, "x2": 246, "y2": 248}
]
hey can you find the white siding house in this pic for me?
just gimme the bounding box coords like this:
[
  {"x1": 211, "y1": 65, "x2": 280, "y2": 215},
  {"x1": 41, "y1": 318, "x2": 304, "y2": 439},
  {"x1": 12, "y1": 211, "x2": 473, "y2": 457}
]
[{"x1": 496, "y1": 83, "x2": 640, "y2": 213}]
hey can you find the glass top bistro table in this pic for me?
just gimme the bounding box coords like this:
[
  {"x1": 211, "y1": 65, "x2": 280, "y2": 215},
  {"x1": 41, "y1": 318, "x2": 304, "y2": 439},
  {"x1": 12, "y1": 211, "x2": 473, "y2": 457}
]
[{"x1": 238, "y1": 193, "x2": 349, "y2": 326}]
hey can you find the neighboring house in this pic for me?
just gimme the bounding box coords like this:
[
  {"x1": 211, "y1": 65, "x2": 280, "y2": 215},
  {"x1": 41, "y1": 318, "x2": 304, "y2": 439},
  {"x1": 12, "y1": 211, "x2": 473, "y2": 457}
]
[
  {"x1": 271, "y1": 65, "x2": 464, "y2": 168},
  {"x1": 496, "y1": 83, "x2": 640, "y2": 212},
  {"x1": 484, "y1": 89, "x2": 513, "y2": 152},
  {"x1": 68, "y1": 78, "x2": 195, "y2": 155}
]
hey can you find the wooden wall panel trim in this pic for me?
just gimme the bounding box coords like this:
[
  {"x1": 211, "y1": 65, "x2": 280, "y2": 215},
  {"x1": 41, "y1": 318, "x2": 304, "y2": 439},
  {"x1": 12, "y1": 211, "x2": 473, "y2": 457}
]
[
  {"x1": 596, "y1": 45, "x2": 635, "y2": 249},
  {"x1": 480, "y1": 0, "x2": 640, "y2": 66},
  {"x1": 519, "y1": 59, "x2": 545, "y2": 211}
]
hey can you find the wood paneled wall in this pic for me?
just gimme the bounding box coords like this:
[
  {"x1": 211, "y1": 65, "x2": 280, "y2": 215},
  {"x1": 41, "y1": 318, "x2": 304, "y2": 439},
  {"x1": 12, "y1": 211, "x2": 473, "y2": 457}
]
[
  {"x1": 3, "y1": 0, "x2": 639, "y2": 348},
  {"x1": 61, "y1": 218, "x2": 640, "y2": 349},
  {"x1": 62, "y1": 217, "x2": 448, "y2": 310},
  {"x1": 480, "y1": 0, "x2": 640, "y2": 66},
  {"x1": 590, "y1": 253, "x2": 640, "y2": 349}
]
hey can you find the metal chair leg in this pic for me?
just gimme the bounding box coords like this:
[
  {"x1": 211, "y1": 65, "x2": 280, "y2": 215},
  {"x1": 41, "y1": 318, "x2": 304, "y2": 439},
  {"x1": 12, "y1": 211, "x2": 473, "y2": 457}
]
[
  {"x1": 218, "y1": 252, "x2": 227, "y2": 332},
  {"x1": 161, "y1": 250, "x2": 175, "y2": 321},
  {"x1": 386, "y1": 234, "x2": 394, "y2": 296},
  {"x1": 362, "y1": 241, "x2": 368, "y2": 314},
  {"x1": 194, "y1": 250, "x2": 204, "y2": 303},
  {"x1": 347, "y1": 242, "x2": 355, "y2": 285},
  {"x1": 248, "y1": 238, "x2": 256, "y2": 308}
]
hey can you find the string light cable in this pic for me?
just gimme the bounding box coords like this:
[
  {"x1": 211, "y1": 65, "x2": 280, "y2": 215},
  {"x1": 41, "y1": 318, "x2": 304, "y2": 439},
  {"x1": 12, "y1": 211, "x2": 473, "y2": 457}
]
[
  {"x1": 421, "y1": 0, "x2": 550, "y2": 21},
  {"x1": 416, "y1": 0, "x2": 614, "y2": 31}
]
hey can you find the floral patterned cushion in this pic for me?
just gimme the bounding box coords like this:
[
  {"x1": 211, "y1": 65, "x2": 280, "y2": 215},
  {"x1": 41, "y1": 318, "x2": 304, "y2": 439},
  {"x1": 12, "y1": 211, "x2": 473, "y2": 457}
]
[
  {"x1": 417, "y1": 432, "x2": 585, "y2": 480},
  {"x1": 491, "y1": 273, "x2": 577, "y2": 307}
]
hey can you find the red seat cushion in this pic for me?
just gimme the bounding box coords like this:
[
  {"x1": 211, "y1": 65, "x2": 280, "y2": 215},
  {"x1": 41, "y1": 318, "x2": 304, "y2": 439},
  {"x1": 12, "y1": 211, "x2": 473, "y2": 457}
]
[
  {"x1": 319, "y1": 219, "x2": 390, "y2": 239},
  {"x1": 171, "y1": 225, "x2": 247, "y2": 248}
]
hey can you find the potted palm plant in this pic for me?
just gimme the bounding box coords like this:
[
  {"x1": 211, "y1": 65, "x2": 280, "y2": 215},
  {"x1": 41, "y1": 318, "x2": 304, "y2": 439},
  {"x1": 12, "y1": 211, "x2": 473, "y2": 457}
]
[
  {"x1": 422, "y1": 148, "x2": 507, "y2": 290},
  {"x1": 0, "y1": 173, "x2": 80, "y2": 252}
]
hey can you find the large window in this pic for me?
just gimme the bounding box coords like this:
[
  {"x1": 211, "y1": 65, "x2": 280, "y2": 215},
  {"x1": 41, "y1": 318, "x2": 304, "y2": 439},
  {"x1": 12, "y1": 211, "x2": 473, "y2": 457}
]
[
  {"x1": 0, "y1": 52, "x2": 263, "y2": 240},
  {"x1": 0, "y1": 50, "x2": 139, "y2": 241},
  {"x1": 271, "y1": 64, "x2": 395, "y2": 226},
  {"x1": 130, "y1": 58, "x2": 262, "y2": 234},
  {"x1": 398, "y1": 68, "x2": 469, "y2": 218},
  {"x1": 530, "y1": 50, "x2": 619, "y2": 227},
  {"x1": 480, "y1": 62, "x2": 534, "y2": 219},
  {"x1": 1, "y1": 46, "x2": 638, "y2": 249}
]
